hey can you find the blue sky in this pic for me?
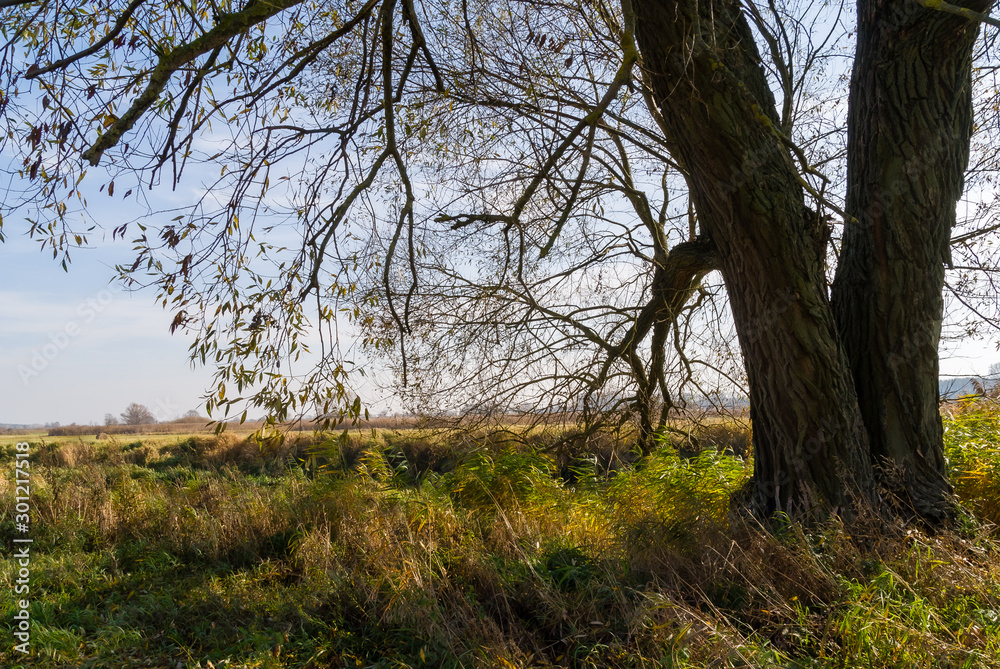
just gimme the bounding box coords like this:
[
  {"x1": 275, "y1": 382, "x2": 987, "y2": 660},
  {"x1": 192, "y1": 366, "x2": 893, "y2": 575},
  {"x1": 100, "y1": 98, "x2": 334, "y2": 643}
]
[{"x1": 0, "y1": 228, "x2": 216, "y2": 425}]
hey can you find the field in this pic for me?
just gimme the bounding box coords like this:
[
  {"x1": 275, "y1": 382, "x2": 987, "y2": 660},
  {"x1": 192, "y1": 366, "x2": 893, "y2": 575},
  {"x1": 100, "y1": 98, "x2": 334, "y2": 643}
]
[{"x1": 1, "y1": 404, "x2": 1000, "y2": 668}]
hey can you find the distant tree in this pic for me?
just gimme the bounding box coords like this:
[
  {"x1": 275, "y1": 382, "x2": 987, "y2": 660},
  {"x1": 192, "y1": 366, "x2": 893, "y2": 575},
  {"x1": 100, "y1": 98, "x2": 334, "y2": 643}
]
[
  {"x1": 120, "y1": 403, "x2": 157, "y2": 426},
  {"x1": 173, "y1": 409, "x2": 206, "y2": 424},
  {"x1": 987, "y1": 363, "x2": 1000, "y2": 397},
  {"x1": 104, "y1": 413, "x2": 119, "y2": 426}
]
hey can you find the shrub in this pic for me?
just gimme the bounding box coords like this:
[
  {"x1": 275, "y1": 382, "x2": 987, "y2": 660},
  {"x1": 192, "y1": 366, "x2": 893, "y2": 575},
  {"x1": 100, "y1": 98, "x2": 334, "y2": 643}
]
[
  {"x1": 944, "y1": 405, "x2": 1000, "y2": 524},
  {"x1": 443, "y1": 448, "x2": 557, "y2": 514}
]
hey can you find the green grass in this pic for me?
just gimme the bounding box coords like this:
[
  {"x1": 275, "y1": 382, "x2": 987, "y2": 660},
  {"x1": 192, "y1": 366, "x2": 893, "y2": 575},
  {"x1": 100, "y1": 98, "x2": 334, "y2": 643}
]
[{"x1": 0, "y1": 413, "x2": 999, "y2": 667}]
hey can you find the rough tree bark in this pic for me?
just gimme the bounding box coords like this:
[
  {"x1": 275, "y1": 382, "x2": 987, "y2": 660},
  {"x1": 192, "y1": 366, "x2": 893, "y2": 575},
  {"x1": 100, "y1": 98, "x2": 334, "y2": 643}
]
[
  {"x1": 831, "y1": 0, "x2": 992, "y2": 522},
  {"x1": 631, "y1": 0, "x2": 879, "y2": 520}
]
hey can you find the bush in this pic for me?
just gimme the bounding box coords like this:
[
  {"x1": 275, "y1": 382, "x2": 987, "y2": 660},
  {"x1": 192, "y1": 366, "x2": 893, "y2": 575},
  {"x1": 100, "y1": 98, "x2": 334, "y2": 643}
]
[
  {"x1": 444, "y1": 448, "x2": 557, "y2": 514},
  {"x1": 944, "y1": 404, "x2": 1000, "y2": 524}
]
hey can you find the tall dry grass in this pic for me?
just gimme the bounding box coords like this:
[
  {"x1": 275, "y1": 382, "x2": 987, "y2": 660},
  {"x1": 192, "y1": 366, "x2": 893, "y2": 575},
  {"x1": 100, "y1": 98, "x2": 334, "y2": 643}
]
[{"x1": 1, "y1": 417, "x2": 999, "y2": 667}]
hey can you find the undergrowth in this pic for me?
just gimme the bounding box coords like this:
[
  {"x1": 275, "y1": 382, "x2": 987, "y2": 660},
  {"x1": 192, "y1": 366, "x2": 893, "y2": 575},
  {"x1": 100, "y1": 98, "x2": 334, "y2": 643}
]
[{"x1": 0, "y1": 411, "x2": 998, "y2": 668}]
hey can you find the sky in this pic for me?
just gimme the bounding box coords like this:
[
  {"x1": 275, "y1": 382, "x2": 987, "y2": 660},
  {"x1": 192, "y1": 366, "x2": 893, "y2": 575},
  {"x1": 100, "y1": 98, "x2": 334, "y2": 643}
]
[{"x1": 0, "y1": 228, "x2": 216, "y2": 426}]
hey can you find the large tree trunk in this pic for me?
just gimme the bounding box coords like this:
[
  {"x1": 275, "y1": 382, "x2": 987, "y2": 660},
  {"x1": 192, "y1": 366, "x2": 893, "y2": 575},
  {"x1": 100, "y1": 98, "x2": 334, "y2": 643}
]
[
  {"x1": 831, "y1": 0, "x2": 990, "y2": 523},
  {"x1": 632, "y1": 0, "x2": 879, "y2": 520}
]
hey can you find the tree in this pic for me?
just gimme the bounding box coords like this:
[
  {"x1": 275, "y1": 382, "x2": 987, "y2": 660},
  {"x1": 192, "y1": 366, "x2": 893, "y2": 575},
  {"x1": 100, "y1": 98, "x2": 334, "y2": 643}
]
[
  {"x1": 631, "y1": 0, "x2": 998, "y2": 520},
  {"x1": 830, "y1": 0, "x2": 993, "y2": 520},
  {"x1": 104, "y1": 413, "x2": 119, "y2": 426},
  {"x1": 174, "y1": 409, "x2": 207, "y2": 423},
  {"x1": 2, "y1": 0, "x2": 999, "y2": 525},
  {"x1": 120, "y1": 403, "x2": 157, "y2": 426}
]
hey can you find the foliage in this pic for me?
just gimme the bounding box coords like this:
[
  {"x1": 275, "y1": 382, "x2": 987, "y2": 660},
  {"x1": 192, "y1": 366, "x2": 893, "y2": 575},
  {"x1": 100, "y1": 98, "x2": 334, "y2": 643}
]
[
  {"x1": 944, "y1": 399, "x2": 1000, "y2": 524},
  {"x1": 607, "y1": 446, "x2": 749, "y2": 549},
  {"x1": 442, "y1": 447, "x2": 559, "y2": 515}
]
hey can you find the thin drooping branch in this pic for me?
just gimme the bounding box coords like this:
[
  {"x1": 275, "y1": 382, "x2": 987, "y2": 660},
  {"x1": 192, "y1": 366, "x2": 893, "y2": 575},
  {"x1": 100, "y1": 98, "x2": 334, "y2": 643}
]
[{"x1": 24, "y1": 0, "x2": 149, "y2": 78}]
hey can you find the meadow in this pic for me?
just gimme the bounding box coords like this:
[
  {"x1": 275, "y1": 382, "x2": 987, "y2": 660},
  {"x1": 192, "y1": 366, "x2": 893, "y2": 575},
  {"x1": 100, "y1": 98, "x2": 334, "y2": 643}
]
[{"x1": 1, "y1": 402, "x2": 1000, "y2": 668}]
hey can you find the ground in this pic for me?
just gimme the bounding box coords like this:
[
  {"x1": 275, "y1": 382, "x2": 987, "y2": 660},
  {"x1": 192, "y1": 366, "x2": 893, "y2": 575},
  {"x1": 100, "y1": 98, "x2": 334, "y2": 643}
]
[{"x1": 0, "y1": 404, "x2": 999, "y2": 668}]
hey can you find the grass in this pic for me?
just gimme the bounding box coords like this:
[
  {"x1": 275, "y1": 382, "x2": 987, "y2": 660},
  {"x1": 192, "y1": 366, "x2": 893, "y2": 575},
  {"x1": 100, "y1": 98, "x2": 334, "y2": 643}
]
[{"x1": 0, "y1": 409, "x2": 998, "y2": 668}]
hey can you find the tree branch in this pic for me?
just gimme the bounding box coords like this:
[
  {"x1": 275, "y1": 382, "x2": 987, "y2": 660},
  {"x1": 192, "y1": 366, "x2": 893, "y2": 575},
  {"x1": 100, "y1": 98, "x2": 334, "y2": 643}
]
[
  {"x1": 402, "y1": 0, "x2": 444, "y2": 92},
  {"x1": 24, "y1": 0, "x2": 148, "y2": 79},
  {"x1": 586, "y1": 237, "x2": 719, "y2": 412},
  {"x1": 952, "y1": 220, "x2": 1000, "y2": 245},
  {"x1": 912, "y1": 0, "x2": 1000, "y2": 29},
  {"x1": 81, "y1": 0, "x2": 308, "y2": 165},
  {"x1": 435, "y1": 213, "x2": 515, "y2": 229}
]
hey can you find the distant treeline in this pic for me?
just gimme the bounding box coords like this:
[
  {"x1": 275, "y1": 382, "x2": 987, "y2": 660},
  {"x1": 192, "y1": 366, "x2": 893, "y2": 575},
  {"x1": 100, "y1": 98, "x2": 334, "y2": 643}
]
[
  {"x1": 44, "y1": 411, "x2": 752, "y2": 437},
  {"x1": 47, "y1": 417, "x2": 215, "y2": 437},
  {"x1": 44, "y1": 414, "x2": 426, "y2": 437}
]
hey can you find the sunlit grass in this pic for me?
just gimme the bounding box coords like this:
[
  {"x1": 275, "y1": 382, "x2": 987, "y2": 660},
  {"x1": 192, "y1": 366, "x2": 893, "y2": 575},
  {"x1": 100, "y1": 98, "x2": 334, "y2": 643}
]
[
  {"x1": 944, "y1": 399, "x2": 1000, "y2": 525},
  {"x1": 0, "y1": 413, "x2": 998, "y2": 667}
]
